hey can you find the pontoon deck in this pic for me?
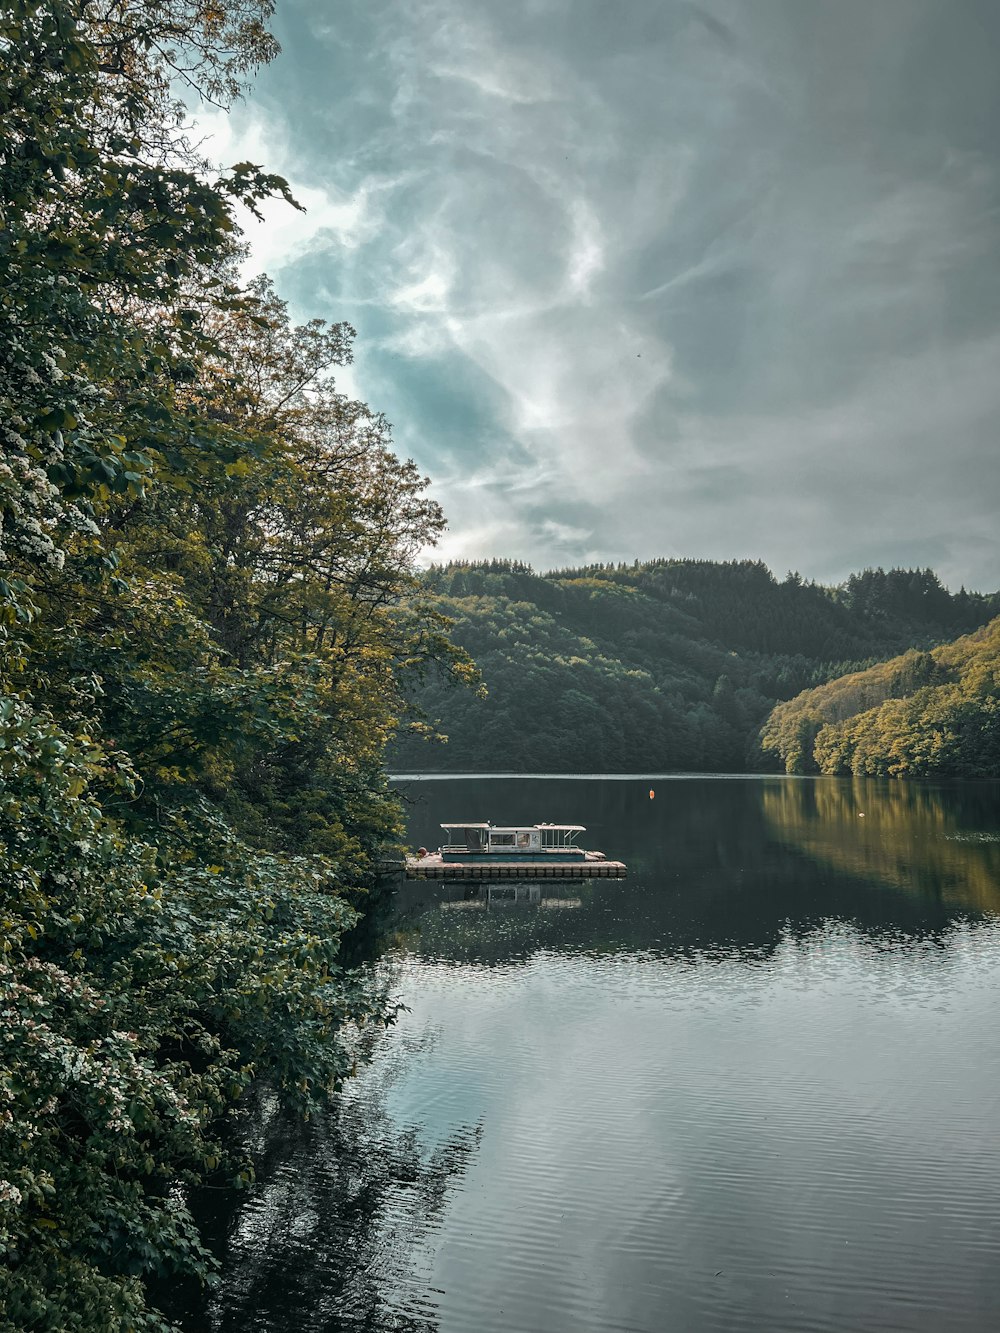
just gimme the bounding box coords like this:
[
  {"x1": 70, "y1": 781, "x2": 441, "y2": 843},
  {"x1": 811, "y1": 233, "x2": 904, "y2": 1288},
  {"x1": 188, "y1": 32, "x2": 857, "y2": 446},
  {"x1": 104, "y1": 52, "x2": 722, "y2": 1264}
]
[{"x1": 405, "y1": 822, "x2": 627, "y2": 881}]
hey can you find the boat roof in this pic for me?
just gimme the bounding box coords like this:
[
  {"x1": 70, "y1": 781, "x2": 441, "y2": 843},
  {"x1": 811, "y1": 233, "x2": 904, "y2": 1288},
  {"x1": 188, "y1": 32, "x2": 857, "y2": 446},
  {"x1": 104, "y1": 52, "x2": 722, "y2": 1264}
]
[{"x1": 440, "y1": 822, "x2": 586, "y2": 832}]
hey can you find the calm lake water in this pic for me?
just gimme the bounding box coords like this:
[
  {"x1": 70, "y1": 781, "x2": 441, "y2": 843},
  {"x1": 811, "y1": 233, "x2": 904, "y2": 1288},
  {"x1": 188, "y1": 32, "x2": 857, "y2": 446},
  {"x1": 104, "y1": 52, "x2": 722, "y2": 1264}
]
[{"x1": 192, "y1": 776, "x2": 1000, "y2": 1332}]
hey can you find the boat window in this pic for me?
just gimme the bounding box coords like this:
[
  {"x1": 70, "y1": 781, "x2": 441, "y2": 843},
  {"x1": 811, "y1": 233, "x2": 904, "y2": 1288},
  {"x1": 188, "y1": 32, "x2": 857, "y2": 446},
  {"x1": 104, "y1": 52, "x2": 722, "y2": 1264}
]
[
  {"x1": 517, "y1": 833, "x2": 530, "y2": 848},
  {"x1": 491, "y1": 833, "x2": 516, "y2": 846}
]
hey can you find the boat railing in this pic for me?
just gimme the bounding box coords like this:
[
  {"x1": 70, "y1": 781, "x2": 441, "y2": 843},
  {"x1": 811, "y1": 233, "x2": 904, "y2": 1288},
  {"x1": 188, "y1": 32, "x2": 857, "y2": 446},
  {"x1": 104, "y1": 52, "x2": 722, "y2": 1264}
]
[{"x1": 440, "y1": 843, "x2": 586, "y2": 855}]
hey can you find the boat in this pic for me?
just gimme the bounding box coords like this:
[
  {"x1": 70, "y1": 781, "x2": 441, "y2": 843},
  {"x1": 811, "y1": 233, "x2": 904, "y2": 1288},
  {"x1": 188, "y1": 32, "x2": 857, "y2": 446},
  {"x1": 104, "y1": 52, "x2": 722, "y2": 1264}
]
[
  {"x1": 405, "y1": 822, "x2": 627, "y2": 880},
  {"x1": 438, "y1": 821, "x2": 588, "y2": 861}
]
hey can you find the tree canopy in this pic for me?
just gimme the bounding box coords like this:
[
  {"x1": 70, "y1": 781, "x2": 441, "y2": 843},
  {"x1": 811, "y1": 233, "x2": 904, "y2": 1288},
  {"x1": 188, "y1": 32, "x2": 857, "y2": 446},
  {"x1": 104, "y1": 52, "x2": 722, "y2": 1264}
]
[
  {"x1": 0, "y1": 3, "x2": 467, "y2": 1326},
  {"x1": 391, "y1": 560, "x2": 998, "y2": 774},
  {"x1": 761, "y1": 618, "x2": 1000, "y2": 778}
]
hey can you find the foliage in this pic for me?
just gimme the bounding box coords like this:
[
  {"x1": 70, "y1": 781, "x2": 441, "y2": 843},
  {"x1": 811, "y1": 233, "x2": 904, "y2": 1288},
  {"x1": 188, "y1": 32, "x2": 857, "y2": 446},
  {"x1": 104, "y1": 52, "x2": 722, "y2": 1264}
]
[
  {"x1": 390, "y1": 560, "x2": 998, "y2": 774},
  {"x1": 0, "y1": 694, "x2": 384, "y2": 1331},
  {"x1": 0, "y1": 2, "x2": 463, "y2": 1327},
  {"x1": 761, "y1": 618, "x2": 1000, "y2": 777},
  {"x1": 0, "y1": 0, "x2": 290, "y2": 618}
]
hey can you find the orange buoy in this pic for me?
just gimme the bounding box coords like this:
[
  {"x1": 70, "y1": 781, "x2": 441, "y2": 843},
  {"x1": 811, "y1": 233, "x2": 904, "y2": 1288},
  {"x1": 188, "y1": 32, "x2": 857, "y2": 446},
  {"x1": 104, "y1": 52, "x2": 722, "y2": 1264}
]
[{"x1": 649, "y1": 789, "x2": 655, "y2": 800}]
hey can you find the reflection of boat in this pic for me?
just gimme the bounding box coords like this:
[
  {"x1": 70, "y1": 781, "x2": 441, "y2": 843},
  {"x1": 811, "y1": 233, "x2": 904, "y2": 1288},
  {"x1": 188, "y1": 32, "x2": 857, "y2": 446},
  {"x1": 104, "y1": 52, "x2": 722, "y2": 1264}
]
[
  {"x1": 407, "y1": 822, "x2": 626, "y2": 880},
  {"x1": 439, "y1": 885, "x2": 583, "y2": 908}
]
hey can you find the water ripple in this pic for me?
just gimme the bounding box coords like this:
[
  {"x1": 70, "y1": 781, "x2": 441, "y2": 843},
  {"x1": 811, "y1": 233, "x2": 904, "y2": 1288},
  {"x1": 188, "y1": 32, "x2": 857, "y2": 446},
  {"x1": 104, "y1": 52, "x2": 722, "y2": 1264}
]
[{"x1": 202, "y1": 779, "x2": 1000, "y2": 1333}]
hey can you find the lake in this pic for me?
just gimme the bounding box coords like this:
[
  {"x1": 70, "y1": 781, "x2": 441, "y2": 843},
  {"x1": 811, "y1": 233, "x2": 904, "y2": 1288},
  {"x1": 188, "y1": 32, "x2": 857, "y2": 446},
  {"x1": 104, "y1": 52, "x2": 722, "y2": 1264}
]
[{"x1": 193, "y1": 776, "x2": 1000, "y2": 1332}]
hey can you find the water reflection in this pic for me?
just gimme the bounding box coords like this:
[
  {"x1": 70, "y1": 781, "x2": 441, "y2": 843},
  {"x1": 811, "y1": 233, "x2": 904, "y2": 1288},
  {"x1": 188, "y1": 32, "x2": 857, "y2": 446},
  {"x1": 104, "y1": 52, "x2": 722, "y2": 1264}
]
[
  {"x1": 762, "y1": 779, "x2": 1000, "y2": 914},
  {"x1": 437, "y1": 884, "x2": 582, "y2": 908},
  {"x1": 395, "y1": 776, "x2": 1000, "y2": 954},
  {"x1": 190, "y1": 778, "x2": 1000, "y2": 1333},
  {"x1": 197, "y1": 1019, "x2": 481, "y2": 1333}
]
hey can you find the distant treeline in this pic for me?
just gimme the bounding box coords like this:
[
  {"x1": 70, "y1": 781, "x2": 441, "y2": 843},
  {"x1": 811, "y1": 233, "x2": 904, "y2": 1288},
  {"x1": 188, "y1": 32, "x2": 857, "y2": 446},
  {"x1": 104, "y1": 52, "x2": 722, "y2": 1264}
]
[{"x1": 392, "y1": 559, "x2": 1000, "y2": 774}]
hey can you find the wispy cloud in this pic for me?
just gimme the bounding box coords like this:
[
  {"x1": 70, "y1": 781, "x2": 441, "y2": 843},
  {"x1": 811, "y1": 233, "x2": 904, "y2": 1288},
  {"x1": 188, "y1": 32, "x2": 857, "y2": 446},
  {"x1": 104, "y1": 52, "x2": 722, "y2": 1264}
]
[{"x1": 200, "y1": 0, "x2": 1000, "y2": 589}]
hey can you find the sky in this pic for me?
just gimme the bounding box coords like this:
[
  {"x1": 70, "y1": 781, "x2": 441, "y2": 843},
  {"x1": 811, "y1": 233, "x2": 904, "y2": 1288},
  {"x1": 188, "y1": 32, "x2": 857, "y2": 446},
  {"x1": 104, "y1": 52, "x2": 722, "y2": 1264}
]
[{"x1": 198, "y1": 0, "x2": 1000, "y2": 590}]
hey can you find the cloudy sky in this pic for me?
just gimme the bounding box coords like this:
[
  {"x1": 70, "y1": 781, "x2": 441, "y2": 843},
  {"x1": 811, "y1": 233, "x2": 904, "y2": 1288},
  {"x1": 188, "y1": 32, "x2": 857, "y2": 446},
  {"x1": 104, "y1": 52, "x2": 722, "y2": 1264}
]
[{"x1": 200, "y1": 0, "x2": 1000, "y2": 590}]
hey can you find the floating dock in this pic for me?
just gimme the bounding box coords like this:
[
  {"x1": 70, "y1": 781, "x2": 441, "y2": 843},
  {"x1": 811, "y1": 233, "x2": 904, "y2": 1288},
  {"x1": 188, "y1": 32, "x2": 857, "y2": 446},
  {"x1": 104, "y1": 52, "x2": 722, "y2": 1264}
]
[
  {"x1": 389, "y1": 821, "x2": 627, "y2": 883},
  {"x1": 402, "y1": 852, "x2": 626, "y2": 882}
]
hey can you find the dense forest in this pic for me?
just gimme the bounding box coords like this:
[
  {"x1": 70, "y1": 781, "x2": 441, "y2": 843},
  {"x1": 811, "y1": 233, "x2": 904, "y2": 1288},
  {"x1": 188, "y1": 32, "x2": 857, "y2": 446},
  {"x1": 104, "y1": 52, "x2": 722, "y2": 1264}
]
[
  {"x1": 0, "y1": 4, "x2": 469, "y2": 1328},
  {"x1": 760, "y1": 618, "x2": 1000, "y2": 777},
  {"x1": 391, "y1": 560, "x2": 1000, "y2": 773}
]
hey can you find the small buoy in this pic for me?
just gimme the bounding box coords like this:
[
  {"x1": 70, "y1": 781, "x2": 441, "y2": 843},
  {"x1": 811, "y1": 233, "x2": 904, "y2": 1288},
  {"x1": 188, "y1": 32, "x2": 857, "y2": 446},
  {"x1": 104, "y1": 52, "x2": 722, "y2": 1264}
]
[
  {"x1": 858, "y1": 813, "x2": 865, "y2": 819},
  {"x1": 649, "y1": 789, "x2": 655, "y2": 800}
]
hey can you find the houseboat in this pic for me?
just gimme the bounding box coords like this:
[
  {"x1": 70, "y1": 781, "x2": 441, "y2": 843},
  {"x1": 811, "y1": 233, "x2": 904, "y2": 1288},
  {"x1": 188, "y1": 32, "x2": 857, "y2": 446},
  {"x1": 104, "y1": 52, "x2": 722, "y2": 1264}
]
[
  {"x1": 405, "y1": 822, "x2": 626, "y2": 881},
  {"x1": 442, "y1": 821, "x2": 588, "y2": 861}
]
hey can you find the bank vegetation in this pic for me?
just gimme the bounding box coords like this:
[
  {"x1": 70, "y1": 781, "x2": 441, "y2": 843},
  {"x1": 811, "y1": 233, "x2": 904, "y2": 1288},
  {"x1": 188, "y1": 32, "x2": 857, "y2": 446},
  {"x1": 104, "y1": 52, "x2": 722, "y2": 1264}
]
[{"x1": 0, "y1": 3, "x2": 468, "y2": 1327}]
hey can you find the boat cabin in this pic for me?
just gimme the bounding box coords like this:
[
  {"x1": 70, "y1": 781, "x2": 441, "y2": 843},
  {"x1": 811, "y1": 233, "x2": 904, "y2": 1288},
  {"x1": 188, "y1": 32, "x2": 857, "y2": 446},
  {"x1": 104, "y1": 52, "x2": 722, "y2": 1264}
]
[{"x1": 440, "y1": 822, "x2": 587, "y2": 858}]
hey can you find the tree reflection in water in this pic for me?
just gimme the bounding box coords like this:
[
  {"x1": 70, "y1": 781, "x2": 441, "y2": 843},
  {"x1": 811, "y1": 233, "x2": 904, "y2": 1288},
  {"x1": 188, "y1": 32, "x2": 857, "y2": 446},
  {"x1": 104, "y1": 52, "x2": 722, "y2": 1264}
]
[
  {"x1": 165, "y1": 777, "x2": 1000, "y2": 1332},
  {"x1": 167, "y1": 983, "x2": 481, "y2": 1333},
  {"x1": 761, "y1": 778, "x2": 1000, "y2": 914},
  {"x1": 213, "y1": 1102, "x2": 479, "y2": 1331}
]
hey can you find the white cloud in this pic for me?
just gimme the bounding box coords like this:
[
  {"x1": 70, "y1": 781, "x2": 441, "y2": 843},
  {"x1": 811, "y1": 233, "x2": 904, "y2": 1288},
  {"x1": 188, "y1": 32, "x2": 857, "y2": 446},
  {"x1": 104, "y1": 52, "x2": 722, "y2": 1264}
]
[
  {"x1": 218, "y1": 0, "x2": 1000, "y2": 591},
  {"x1": 422, "y1": 3, "x2": 560, "y2": 104},
  {"x1": 190, "y1": 105, "x2": 381, "y2": 277},
  {"x1": 389, "y1": 237, "x2": 457, "y2": 315},
  {"x1": 565, "y1": 199, "x2": 605, "y2": 297}
]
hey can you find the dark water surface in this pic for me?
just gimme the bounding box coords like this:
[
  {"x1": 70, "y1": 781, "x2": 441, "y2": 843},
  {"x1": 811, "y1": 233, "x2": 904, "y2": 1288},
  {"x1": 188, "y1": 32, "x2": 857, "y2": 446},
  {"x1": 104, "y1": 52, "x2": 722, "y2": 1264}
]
[{"x1": 197, "y1": 777, "x2": 1000, "y2": 1332}]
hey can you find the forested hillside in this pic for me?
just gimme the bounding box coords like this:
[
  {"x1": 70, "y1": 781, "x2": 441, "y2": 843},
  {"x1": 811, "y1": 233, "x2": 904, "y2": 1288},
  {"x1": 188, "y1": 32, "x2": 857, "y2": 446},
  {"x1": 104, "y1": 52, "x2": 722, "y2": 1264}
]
[
  {"x1": 760, "y1": 618, "x2": 1000, "y2": 777},
  {"x1": 0, "y1": 4, "x2": 467, "y2": 1327},
  {"x1": 391, "y1": 560, "x2": 999, "y2": 772}
]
